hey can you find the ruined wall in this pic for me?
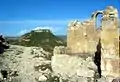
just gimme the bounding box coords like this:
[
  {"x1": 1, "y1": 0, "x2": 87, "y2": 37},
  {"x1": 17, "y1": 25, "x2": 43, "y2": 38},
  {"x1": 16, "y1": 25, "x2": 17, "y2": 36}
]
[
  {"x1": 101, "y1": 6, "x2": 120, "y2": 77},
  {"x1": 53, "y1": 6, "x2": 120, "y2": 80},
  {"x1": 67, "y1": 20, "x2": 99, "y2": 55},
  {"x1": 66, "y1": 6, "x2": 120, "y2": 78}
]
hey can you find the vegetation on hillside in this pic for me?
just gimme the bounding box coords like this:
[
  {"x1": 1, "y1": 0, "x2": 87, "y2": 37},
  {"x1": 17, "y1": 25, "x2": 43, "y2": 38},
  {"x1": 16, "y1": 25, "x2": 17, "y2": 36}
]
[{"x1": 9, "y1": 29, "x2": 66, "y2": 53}]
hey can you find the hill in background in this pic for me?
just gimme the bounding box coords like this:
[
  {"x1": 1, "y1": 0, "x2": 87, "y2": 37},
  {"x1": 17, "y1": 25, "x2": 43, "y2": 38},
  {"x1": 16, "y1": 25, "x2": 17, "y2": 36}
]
[{"x1": 7, "y1": 29, "x2": 66, "y2": 52}]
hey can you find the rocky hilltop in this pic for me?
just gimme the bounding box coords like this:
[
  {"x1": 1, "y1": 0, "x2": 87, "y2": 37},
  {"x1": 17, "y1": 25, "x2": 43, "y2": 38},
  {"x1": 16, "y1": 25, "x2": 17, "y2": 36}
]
[
  {"x1": 0, "y1": 45, "x2": 110, "y2": 82},
  {"x1": 0, "y1": 45, "x2": 57, "y2": 82},
  {"x1": 9, "y1": 29, "x2": 66, "y2": 52}
]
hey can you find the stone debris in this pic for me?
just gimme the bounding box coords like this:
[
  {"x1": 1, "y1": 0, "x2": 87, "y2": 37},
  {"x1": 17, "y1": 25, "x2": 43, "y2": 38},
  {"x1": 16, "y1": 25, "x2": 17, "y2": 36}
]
[
  {"x1": 112, "y1": 78, "x2": 120, "y2": 82},
  {"x1": 52, "y1": 55, "x2": 98, "y2": 82},
  {"x1": 38, "y1": 75, "x2": 47, "y2": 82},
  {"x1": 96, "y1": 76, "x2": 109, "y2": 82},
  {"x1": 0, "y1": 45, "x2": 54, "y2": 82}
]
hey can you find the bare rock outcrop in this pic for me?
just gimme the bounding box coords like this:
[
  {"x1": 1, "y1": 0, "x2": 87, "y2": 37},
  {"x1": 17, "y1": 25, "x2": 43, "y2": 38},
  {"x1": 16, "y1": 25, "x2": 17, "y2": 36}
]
[
  {"x1": 51, "y1": 54, "x2": 98, "y2": 82},
  {"x1": 0, "y1": 45, "x2": 54, "y2": 82}
]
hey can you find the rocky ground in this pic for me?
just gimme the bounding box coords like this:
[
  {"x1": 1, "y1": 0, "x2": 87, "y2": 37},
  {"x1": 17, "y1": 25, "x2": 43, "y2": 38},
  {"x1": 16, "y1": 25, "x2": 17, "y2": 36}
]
[
  {"x1": 0, "y1": 45, "x2": 119, "y2": 82},
  {"x1": 0, "y1": 45, "x2": 57, "y2": 82}
]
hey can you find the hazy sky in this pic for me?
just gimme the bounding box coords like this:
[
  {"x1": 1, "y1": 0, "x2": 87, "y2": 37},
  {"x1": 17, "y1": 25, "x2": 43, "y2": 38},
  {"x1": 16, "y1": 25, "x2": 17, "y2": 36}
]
[{"x1": 0, "y1": 0, "x2": 119, "y2": 36}]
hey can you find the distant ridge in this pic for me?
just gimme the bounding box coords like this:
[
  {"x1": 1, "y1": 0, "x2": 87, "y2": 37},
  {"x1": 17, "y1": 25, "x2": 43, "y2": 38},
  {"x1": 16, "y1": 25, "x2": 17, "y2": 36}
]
[
  {"x1": 7, "y1": 29, "x2": 66, "y2": 52},
  {"x1": 56, "y1": 35, "x2": 67, "y2": 41}
]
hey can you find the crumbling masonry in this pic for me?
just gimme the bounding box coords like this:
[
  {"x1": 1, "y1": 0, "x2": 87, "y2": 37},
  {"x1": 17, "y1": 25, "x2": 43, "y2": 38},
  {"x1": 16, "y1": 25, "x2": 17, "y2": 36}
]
[{"x1": 54, "y1": 6, "x2": 120, "y2": 78}]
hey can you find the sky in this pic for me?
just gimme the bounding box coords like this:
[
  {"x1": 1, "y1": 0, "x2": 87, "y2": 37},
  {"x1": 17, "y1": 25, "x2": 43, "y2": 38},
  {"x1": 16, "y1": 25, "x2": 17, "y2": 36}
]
[{"x1": 0, "y1": 0, "x2": 119, "y2": 36}]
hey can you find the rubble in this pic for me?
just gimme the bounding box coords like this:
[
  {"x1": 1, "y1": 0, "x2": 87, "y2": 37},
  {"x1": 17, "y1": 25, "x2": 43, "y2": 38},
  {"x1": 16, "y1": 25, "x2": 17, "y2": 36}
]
[{"x1": 0, "y1": 45, "x2": 54, "y2": 82}]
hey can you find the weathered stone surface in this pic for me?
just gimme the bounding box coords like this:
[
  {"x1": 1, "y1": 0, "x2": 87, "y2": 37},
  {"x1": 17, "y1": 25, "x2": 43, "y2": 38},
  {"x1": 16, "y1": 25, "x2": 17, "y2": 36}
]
[
  {"x1": 51, "y1": 55, "x2": 97, "y2": 81},
  {"x1": 101, "y1": 58, "x2": 120, "y2": 77},
  {"x1": 53, "y1": 6, "x2": 120, "y2": 81},
  {"x1": 112, "y1": 78, "x2": 120, "y2": 82},
  {"x1": 0, "y1": 45, "x2": 53, "y2": 82},
  {"x1": 66, "y1": 6, "x2": 119, "y2": 56},
  {"x1": 100, "y1": 6, "x2": 120, "y2": 78},
  {"x1": 53, "y1": 46, "x2": 66, "y2": 54},
  {"x1": 67, "y1": 20, "x2": 99, "y2": 55},
  {"x1": 0, "y1": 72, "x2": 3, "y2": 81},
  {"x1": 38, "y1": 75, "x2": 47, "y2": 82},
  {"x1": 97, "y1": 77, "x2": 109, "y2": 82}
]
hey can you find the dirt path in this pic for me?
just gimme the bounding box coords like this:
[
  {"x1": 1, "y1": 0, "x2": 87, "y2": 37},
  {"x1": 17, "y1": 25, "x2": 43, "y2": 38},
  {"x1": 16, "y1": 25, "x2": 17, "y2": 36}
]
[{"x1": 14, "y1": 47, "x2": 36, "y2": 82}]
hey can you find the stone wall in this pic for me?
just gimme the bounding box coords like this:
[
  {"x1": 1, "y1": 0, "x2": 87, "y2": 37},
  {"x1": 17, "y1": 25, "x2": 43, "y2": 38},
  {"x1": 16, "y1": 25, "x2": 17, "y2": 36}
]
[
  {"x1": 101, "y1": 6, "x2": 120, "y2": 78},
  {"x1": 51, "y1": 55, "x2": 97, "y2": 82},
  {"x1": 67, "y1": 20, "x2": 99, "y2": 55},
  {"x1": 53, "y1": 6, "x2": 120, "y2": 81},
  {"x1": 67, "y1": 6, "x2": 120, "y2": 78}
]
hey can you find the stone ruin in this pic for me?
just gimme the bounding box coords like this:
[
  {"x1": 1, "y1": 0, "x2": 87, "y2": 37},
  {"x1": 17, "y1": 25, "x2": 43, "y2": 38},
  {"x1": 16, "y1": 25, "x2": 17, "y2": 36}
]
[{"x1": 53, "y1": 6, "x2": 120, "y2": 81}]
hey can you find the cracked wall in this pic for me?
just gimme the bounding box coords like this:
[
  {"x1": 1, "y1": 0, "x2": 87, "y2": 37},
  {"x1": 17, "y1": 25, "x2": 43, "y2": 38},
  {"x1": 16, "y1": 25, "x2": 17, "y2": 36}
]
[
  {"x1": 67, "y1": 20, "x2": 99, "y2": 55},
  {"x1": 53, "y1": 6, "x2": 120, "y2": 78},
  {"x1": 67, "y1": 6, "x2": 120, "y2": 77},
  {"x1": 101, "y1": 6, "x2": 120, "y2": 77}
]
